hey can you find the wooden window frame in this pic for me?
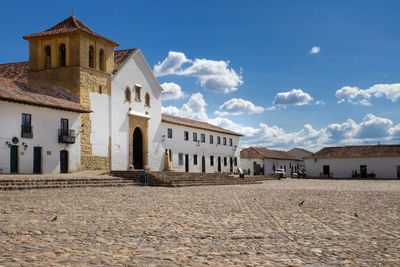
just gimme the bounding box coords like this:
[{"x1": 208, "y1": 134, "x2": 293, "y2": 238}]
[
  {"x1": 135, "y1": 86, "x2": 141, "y2": 102},
  {"x1": 125, "y1": 86, "x2": 132, "y2": 103},
  {"x1": 145, "y1": 93, "x2": 151, "y2": 107}
]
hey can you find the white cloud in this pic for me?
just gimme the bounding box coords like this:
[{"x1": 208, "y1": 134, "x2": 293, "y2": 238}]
[
  {"x1": 161, "y1": 82, "x2": 184, "y2": 100},
  {"x1": 335, "y1": 86, "x2": 372, "y2": 106},
  {"x1": 162, "y1": 93, "x2": 259, "y2": 136},
  {"x1": 162, "y1": 92, "x2": 208, "y2": 121},
  {"x1": 336, "y1": 83, "x2": 400, "y2": 105},
  {"x1": 241, "y1": 114, "x2": 400, "y2": 151},
  {"x1": 208, "y1": 117, "x2": 260, "y2": 137},
  {"x1": 273, "y1": 89, "x2": 314, "y2": 106},
  {"x1": 215, "y1": 98, "x2": 264, "y2": 116},
  {"x1": 309, "y1": 46, "x2": 320, "y2": 54},
  {"x1": 315, "y1": 100, "x2": 326, "y2": 106},
  {"x1": 154, "y1": 52, "x2": 243, "y2": 94},
  {"x1": 154, "y1": 51, "x2": 191, "y2": 76},
  {"x1": 356, "y1": 114, "x2": 393, "y2": 138}
]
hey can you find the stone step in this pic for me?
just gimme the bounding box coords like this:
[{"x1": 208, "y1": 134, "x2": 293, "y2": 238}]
[
  {"x1": 0, "y1": 182, "x2": 140, "y2": 191},
  {"x1": 0, "y1": 176, "x2": 140, "y2": 191}
]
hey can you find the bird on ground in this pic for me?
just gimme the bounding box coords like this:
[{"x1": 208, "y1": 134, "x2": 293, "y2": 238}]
[
  {"x1": 299, "y1": 200, "x2": 304, "y2": 207},
  {"x1": 354, "y1": 212, "x2": 359, "y2": 218},
  {"x1": 50, "y1": 215, "x2": 57, "y2": 222}
]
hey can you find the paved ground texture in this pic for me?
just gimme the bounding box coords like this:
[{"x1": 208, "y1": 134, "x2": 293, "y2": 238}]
[{"x1": 1, "y1": 179, "x2": 400, "y2": 266}]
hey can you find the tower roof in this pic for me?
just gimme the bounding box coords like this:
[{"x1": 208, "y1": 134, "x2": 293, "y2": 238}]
[{"x1": 23, "y1": 16, "x2": 119, "y2": 46}]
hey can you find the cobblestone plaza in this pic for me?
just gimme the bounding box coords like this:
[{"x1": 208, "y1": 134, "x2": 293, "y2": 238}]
[{"x1": 1, "y1": 179, "x2": 399, "y2": 266}]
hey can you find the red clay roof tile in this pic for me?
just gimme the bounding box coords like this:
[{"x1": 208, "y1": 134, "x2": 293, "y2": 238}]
[
  {"x1": 0, "y1": 62, "x2": 28, "y2": 83},
  {"x1": 0, "y1": 77, "x2": 91, "y2": 113},
  {"x1": 241, "y1": 147, "x2": 300, "y2": 161},
  {"x1": 162, "y1": 113, "x2": 242, "y2": 136},
  {"x1": 23, "y1": 16, "x2": 119, "y2": 46},
  {"x1": 306, "y1": 145, "x2": 400, "y2": 159},
  {"x1": 114, "y1": 49, "x2": 138, "y2": 72}
]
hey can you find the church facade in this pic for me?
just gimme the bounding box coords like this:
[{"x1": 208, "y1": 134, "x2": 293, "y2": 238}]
[{"x1": 0, "y1": 16, "x2": 241, "y2": 174}]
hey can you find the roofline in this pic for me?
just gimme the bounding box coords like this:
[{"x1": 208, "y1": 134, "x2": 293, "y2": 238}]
[
  {"x1": 113, "y1": 48, "x2": 163, "y2": 92},
  {"x1": 0, "y1": 97, "x2": 91, "y2": 113},
  {"x1": 162, "y1": 116, "x2": 243, "y2": 137},
  {"x1": 241, "y1": 155, "x2": 301, "y2": 161},
  {"x1": 23, "y1": 29, "x2": 119, "y2": 47},
  {"x1": 241, "y1": 147, "x2": 301, "y2": 161},
  {"x1": 304, "y1": 144, "x2": 400, "y2": 159},
  {"x1": 0, "y1": 61, "x2": 28, "y2": 66}
]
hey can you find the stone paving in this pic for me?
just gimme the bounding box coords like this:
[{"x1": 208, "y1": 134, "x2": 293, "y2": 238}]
[{"x1": 0, "y1": 179, "x2": 399, "y2": 266}]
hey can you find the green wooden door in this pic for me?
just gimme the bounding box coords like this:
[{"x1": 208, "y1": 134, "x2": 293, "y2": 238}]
[
  {"x1": 10, "y1": 146, "x2": 18, "y2": 173},
  {"x1": 33, "y1": 147, "x2": 42, "y2": 174}
]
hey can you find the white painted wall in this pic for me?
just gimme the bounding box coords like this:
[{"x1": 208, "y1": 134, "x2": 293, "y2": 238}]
[
  {"x1": 111, "y1": 49, "x2": 242, "y2": 173},
  {"x1": 240, "y1": 158, "x2": 262, "y2": 175},
  {"x1": 0, "y1": 101, "x2": 81, "y2": 173},
  {"x1": 111, "y1": 50, "x2": 163, "y2": 171},
  {"x1": 161, "y1": 122, "x2": 241, "y2": 173},
  {"x1": 305, "y1": 157, "x2": 400, "y2": 179},
  {"x1": 241, "y1": 157, "x2": 300, "y2": 175},
  {"x1": 90, "y1": 92, "x2": 110, "y2": 157}
]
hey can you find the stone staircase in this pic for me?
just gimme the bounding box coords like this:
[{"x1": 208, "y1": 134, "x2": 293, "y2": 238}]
[
  {"x1": 0, "y1": 175, "x2": 141, "y2": 191},
  {"x1": 0, "y1": 170, "x2": 270, "y2": 191},
  {"x1": 144, "y1": 171, "x2": 262, "y2": 187}
]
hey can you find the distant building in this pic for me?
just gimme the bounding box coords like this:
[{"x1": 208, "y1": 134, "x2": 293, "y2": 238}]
[
  {"x1": 287, "y1": 147, "x2": 312, "y2": 170},
  {"x1": 304, "y1": 144, "x2": 400, "y2": 179},
  {"x1": 240, "y1": 147, "x2": 301, "y2": 176}
]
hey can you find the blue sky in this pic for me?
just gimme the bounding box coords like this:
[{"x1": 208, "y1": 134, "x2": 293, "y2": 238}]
[{"x1": 1, "y1": 0, "x2": 400, "y2": 151}]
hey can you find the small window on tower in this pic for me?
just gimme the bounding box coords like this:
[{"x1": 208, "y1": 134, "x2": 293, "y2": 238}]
[
  {"x1": 89, "y1": 46, "x2": 94, "y2": 68},
  {"x1": 44, "y1": 45, "x2": 51, "y2": 69},
  {"x1": 99, "y1": 86, "x2": 103, "y2": 94},
  {"x1": 59, "y1": 44, "x2": 66, "y2": 67},
  {"x1": 99, "y1": 49, "x2": 105, "y2": 71}
]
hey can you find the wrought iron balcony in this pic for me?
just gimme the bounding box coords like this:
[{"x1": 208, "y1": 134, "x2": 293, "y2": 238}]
[
  {"x1": 21, "y1": 125, "x2": 33, "y2": 138},
  {"x1": 58, "y1": 129, "x2": 75, "y2": 144}
]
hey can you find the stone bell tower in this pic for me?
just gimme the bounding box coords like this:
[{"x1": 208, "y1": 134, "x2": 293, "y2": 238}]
[{"x1": 23, "y1": 16, "x2": 119, "y2": 170}]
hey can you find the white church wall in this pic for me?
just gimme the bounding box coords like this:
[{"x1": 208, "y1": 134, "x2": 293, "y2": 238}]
[
  {"x1": 90, "y1": 92, "x2": 110, "y2": 157},
  {"x1": 0, "y1": 101, "x2": 81, "y2": 174},
  {"x1": 111, "y1": 50, "x2": 163, "y2": 171}
]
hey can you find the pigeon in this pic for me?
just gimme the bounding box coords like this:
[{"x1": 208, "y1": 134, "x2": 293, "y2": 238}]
[
  {"x1": 354, "y1": 212, "x2": 359, "y2": 218},
  {"x1": 50, "y1": 215, "x2": 57, "y2": 222},
  {"x1": 299, "y1": 200, "x2": 304, "y2": 207}
]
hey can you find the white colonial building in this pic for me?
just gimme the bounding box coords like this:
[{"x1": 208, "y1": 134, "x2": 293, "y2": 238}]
[
  {"x1": 304, "y1": 145, "x2": 400, "y2": 179},
  {"x1": 240, "y1": 147, "x2": 301, "y2": 176},
  {"x1": 0, "y1": 77, "x2": 89, "y2": 174},
  {"x1": 0, "y1": 15, "x2": 242, "y2": 174},
  {"x1": 161, "y1": 114, "x2": 241, "y2": 173}
]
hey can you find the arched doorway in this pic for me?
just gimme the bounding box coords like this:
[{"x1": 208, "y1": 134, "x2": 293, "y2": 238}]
[
  {"x1": 132, "y1": 127, "x2": 143, "y2": 169},
  {"x1": 202, "y1": 156, "x2": 206, "y2": 173}
]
